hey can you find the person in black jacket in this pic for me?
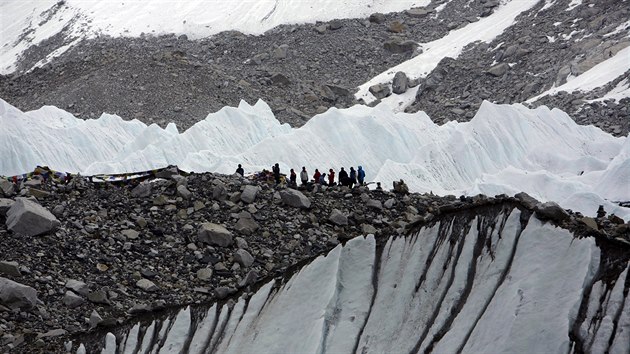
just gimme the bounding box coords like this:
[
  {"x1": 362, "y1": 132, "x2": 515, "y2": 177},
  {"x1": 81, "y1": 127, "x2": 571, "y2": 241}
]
[
  {"x1": 236, "y1": 164, "x2": 244, "y2": 176},
  {"x1": 338, "y1": 167, "x2": 349, "y2": 186},
  {"x1": 273, "y1": 163, "x2": 281, "y2": 184}
]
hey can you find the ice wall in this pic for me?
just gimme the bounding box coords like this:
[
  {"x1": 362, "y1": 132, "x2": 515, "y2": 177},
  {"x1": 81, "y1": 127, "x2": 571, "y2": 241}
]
[{"x1": 80, "y1": 206, "x2": 629, "y2": 354}]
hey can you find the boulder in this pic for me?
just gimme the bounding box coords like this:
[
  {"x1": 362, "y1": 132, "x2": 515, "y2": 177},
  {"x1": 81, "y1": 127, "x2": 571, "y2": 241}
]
[
  {"x1": 0, "y1": 277, "x2": 38, "y2": 309},
  {"x1": 196, "y1": 268, "x2": 213, "y2": 281},
  {"x1": 384, "y1": 198, "x2": 396, "y2": 209},
  {"x1": 535, "y1": 202, "x2": 570, "y2": 222},
  {"x1": 238, "y1": 270, "x2": 259, "y2": 288},
  {"x1": 0, "y1": 180, "x2": 16, "y2": 197},
  {"x1": 329, "y1": 20, "x2": 343, "y2": 30},
  {"x1": 367, "y1": 199, "x2": 383, "y2": 210},
  {"x1": 369, "y1": 83, "x2": 391, "y2": 99},
  {"x1": 234, "y1": 249, "x2": 255, "y2": 268},
  {"x1": 65, "y1": 279, "x2": 89, "y2": 296},
  {"x1": 392, "y1": 72, "x2": 409, "y2": 94},
  {"x1": 406, "y1": 8, "x2": 432, "y2": 17},
  {"x1": 198, "y1": 223, "x2": 234, "y2": 247},
  {"x1": 235, "y1": 216, "x2": 260, "y2": 235},
  {"x1": 121, "y1": 229, "x2": 140, "y2": 240},
  {"x1": 62, "y1": 291, "x2": 84, "y2": 308},
  {"x1": 329, "y1": 209, "x2": 348, "y2": 226},
  {"x1": 136, "y1": 279, "x2": 159, "y2": 292},
  {"x1": 0, "y1": 261, "x2": 21, "y2": 277},
  {"x1": 89, "y1": 310, "x2": 103, "y2": 329},
  {"x1": 280, "y1": 189, "x2": 311, "y2": 209},
  {"x1": 514, "y1": 192, "x2": 539, "y2": 209},
  {"x1": 131, "y1": 183, "x2": 152, "y2": 198},
  {"x1": 579, "y1": 217, "x2": 599, "y2": 231},
  {"x1": 0, "y1": 198, "x2": 14, "y2": 216},
  {"x1": 273, "y1": 44, "x2": 289, "y2": 59},
  {"x1": 362, "y1": 224, "x2": 378, "y2": 234},
  {"x1": 383, "y1": 39, "x2": 417, "y2": 53},
  {"x1": 271, "y1": 73, "x2": 291, "y2": 86},
  {"x1": 212, "y1": 183, "x2": 228, "y2": 201},
  {"x1": 177, "y1": 185, "x2": 192, "y2": 199},
  {"x1": 240, "y1": 185, "x2": 259, "y2": 203},
  {"x1": 487, "y1": 63, "x2": 510, "y2": 77},
  {"x1": 6, "y1": 198, "x2": 60, "y2": 236},
  {"x1": 369, "y1": 13, "x2": 386, "y2": 24}
]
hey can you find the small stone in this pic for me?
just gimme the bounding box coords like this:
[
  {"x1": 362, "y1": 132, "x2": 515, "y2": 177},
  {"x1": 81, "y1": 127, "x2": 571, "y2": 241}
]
[
  {"x1": 366, "y1": 199, "x2": 383, "y2": 210},
  {"x1": 197, "y1": 268, "x2": 213, "y2": 281},
  {"x1": 177, "y1": 185, "x2": 192, "y2": 199},
  {"x1": 87, "y1": 290, "x2": 109, "y2": 304},
  {"x1": 89, "y1": 310, "x2": 103, "y2": 329},
  {"x1": 329, "y1": 209, "x2": 348, "y2": 226},
  {"x1": 65, "y1": 279, "x2": 89, "y2": 296},
  {"x1": 62, "y1": 291, "x2": 84, "y2": 308},
  {"x1": 362, "y1": 224, "x2": 378, "y2": 234},
  {"x1": 238, "y1": 270, "x2": 259, "y2": 288},
  {"x1": 384, "y1": 199, "x2": 396, "y2": 209},
  {"x1": 121, "y1": 229, "x2": 139, "y2": 240},
  {"x1": 136, "y1": 279, "x2": 159, "y2": 292},
  {"x1": 0, "y1": 198, "x2": 14, "y2": 216},
  {"x1": 240, "y1": 185, "x2": 259, "y2": 203},
  {"x1": 234, "y1": 249, "x2": 255, "y2": 268},
  {"x1": 36, "y1": 329, "x2": 67, "y2": 339}
]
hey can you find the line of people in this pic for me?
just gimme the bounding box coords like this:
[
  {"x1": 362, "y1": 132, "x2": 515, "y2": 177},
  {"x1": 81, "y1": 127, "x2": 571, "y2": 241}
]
[
  {"x1": 236, "y1": 163, "x2": 367, "y2": 188},
  {"x1": 293, "y1": 166, "x2": 365, "y2": 188}
]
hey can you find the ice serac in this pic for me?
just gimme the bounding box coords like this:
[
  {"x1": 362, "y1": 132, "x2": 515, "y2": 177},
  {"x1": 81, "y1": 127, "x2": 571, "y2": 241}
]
[
  {"x1": 1, "y1": 98, "x2": 628, "y2": 220},
  {"x1": 85, "y1": 205, "x2": 629, "y2": 354}
]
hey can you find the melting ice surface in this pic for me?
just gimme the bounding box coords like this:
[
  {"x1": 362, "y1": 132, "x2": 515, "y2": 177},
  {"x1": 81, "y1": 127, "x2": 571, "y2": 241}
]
[
  {"x1": 1, "y1": 98, "x2": 628, "y2": 220},
  {"x1": 79, "y1": 206, "x2": 629, "y2": 353}
]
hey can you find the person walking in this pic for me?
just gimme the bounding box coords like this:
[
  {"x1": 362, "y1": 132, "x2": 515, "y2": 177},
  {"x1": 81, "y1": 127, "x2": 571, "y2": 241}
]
[
  {"x1": 357, "y1": 166, "x2": 365, "y2": 185},
  {"x1": 328, "y1": 169, "x2": 335, "y2": 186},
  {"x1": 235, "y1": 164, "x2": 244, "y2": 176},
  {"x1": 349, "y1": 167, "x2": 357, "y2": 188},
  {"x1": 300, "y1": 167, "x2": 308, "y2": 186}
]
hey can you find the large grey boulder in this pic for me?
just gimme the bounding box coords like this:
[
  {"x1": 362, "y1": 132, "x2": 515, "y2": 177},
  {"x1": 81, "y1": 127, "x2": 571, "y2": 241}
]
[
  {"x1": 0, "y1": 198, "x2": 14, "y2": 216},
  {"x1": 6, "y1": 198, "x2": 60, "y2": 236},
  {"x1": 329, "y1": 209, "x2": 348, "y2": 226},
  {"x1": 535, "y1": 202, "x2": 570, "y2": 222},
  {"x1": 0, "y1": 277, "x2": 38, "y2": 309},
  {"x1": 392, "y1": 72, "x2": 409, "y2": 94},
  {"x1": 280, "y1": 189, "x2": 311, "y2": 209},
  {"x1": 198, "y1": 223, "x2": 234, "y2": 247},
  {"x1": 240, "y1": 185, "x2": 259, "y2": 204},
  {"x1": 0, "y1": 180, "x2": 16, "y2": 197},
  {"x1": 212, "y1": 183, "x2": 228, "y2": 201}
]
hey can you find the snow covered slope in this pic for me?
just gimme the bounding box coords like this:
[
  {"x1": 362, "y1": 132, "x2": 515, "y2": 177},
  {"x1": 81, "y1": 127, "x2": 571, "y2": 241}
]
[
  {"x1": 0, "y1": 0, "x2": 427, "y2": 74},
  {"x1": 1, "y1": 98, "x2": 628, "y2": 220},
  {"x1": 79, "y1": 207, "x2": 629, "y2": 354}
]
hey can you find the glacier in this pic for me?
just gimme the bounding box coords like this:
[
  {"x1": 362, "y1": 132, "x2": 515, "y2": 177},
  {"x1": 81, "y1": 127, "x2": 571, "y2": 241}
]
[
  {"x1": 1, "y1": 98, "x2": 628, "y2": 221},
  {"x1": 76, "y1": 204, "x2": 629, "y2": 353}
]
